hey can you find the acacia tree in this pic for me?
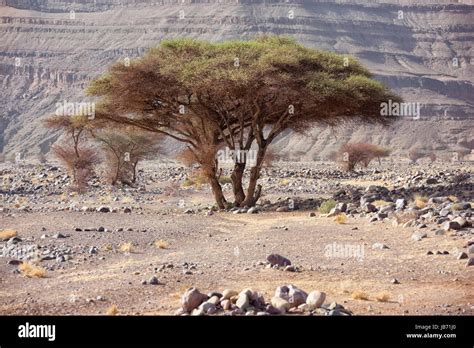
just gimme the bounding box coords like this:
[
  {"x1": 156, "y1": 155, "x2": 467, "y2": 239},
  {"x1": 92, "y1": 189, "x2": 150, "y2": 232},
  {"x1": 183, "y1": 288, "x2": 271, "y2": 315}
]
[
  {"x1": 88, "y1": 37, "x2": 401, "y2": 207},
  {"x1": 44, "y1": 115, "x2": 98, "y2": 191},
  {"x1": 93, "y1": 128, "x2": 161, "y2": 186},
  {"x1": 335, "y1": 142, "x2": 391, "y2": 171}
]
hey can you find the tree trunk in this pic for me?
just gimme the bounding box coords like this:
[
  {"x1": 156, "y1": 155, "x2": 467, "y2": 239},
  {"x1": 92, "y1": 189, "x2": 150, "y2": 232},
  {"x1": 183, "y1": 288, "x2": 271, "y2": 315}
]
[
  {"x1": 231, "y1": 162, "x2": 246, "y2": 206},
  {"x1": 241, "y1": 146, "x2": 266, "y2": 207},
  {"x1": 208, "y1": 174, "x2": 227, "y2": 209}
]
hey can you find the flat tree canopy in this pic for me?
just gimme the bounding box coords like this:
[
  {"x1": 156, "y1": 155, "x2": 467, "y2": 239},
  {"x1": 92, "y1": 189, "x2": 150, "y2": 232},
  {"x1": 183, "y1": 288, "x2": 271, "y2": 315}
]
[{"x1": 88, "y1": 36, "x2": 401, "y2": 207}]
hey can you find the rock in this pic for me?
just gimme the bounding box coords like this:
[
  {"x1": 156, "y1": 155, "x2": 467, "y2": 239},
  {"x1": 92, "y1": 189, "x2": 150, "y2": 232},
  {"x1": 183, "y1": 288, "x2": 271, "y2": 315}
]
[
  {"x1": 284, "y1": 265, "x2": 297, "y2": 272},
  {"x1": 468, "y1": 245, "x2": 474, "y2": 254},
  {"x1": 267, "y1": 254, "x2": 291, "y2": 267},
  {"x1": 247, "y1": 207, "x2": 258, "y2": 214},
  {"x1": 411, "y1": 232, "x2": 427, "y2": 241},
  {"x1": 306, "y1": 291, "x2": 326, "y2": 309},
  {"x1": 148, "y1": 276, "x2": 160, "y2": 285},
  {"x1": 426, "y1": 251, "x2": 433, "y2": 255},
  {"x1": 181, "y1": 288, "x2": 208, "y2": 313},
  {"x1": 97, "y1": 206, "x2": 111, "y2": 213},
  {"x1": 443, "y1": 221, "x2": 461, "y2": 231},
  {"x1": 372, "y1": 243, "x2": 389, "y2": 250},
  {"x1": 288, "y1": 285, "x2": 307, "y2": 308},
  {"x1": 236, "y1": 293, "x2": 250, "y2": 310},
  {"x1": 7, "y1": 260, "x2": 23, "y2": 266},
  {"x1": 207, "y1": 292, "x2": 222, "y2": 299},
  {"x1": 199, "y1": 302, "x2": 217, "y2": 315},
  {"x1": 207, "y1": 296, "x2": 220, "y2": 305},
  {"x1": 327, "y1": 207, "x2": 341, "y2": 217},
  {"x1": 395, "y1": 199, "x2": 407, "y2": 210},
  {"x1": 309, "y1": 212, "x2": 316, "y2": 217},
  {"x1": 426, "y1": 178, "x2": 438, "y2": 185},
  {"x1": 363, "y1": 203, "x2": 377, "y2": 213},
  {"x1": 466, "y1": 258, "x2": 474, "y2": 267},
  {"x1": 222, "y1": 289, "x2": 238, "y2": 300},
  {"x1": 52, "y1": 233, "x2": 66, "y2": 239},
  {"x1": 276, "y1": 206, "x2": 290, "y2": 213},
  {"x1": 123, "y1": 207, "x2": 132, "y2": 213},
  {"x1": 89, "y1": 246, "x2": 98, "y2": 254},
  {"x1": 391, "y1": 278, "x2": 400, "y2": 284},
  {"x1": 439, "y1": 208, "x2": 450, "y2": 217},
  {"x1": 452, "y1": 216, "x2": 468, "y2": 228},
  {"x1": 457, "y1": 252, "x2": 468, "y2": 260},
  {"x1": 271, "y1": 296, "x2": 290, "y2": 313},
  {"x1": 335, "y1": 202, "x2": 347, "y2": 212},
  {"x1": 221, "y1": 299, "x2": 231, "y2": 310},
  {"x1": 435, "y1": 230, "x2": 445, "y2": 236},
  {"x1": 265, "y1": 304, "x2": 282, "y2": 315}
]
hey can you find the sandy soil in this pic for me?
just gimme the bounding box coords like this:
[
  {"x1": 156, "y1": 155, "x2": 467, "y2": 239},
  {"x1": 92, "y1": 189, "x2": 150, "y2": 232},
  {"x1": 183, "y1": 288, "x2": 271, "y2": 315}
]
[{"x1": 1, "y1": 199, "x2": 472, "y2": 315}]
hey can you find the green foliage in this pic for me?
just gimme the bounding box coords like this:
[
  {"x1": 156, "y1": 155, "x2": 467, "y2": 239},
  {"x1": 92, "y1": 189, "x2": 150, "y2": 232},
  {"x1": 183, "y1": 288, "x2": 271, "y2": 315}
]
[{"x1": 319, "y1": 199, "x2": 337, "y2": 214}]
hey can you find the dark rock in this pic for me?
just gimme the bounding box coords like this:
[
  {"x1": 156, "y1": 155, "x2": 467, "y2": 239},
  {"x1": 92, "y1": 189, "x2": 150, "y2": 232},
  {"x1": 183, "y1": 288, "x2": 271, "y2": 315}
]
[{"x1": 267, "y1": 254, "x2": 291, "y2": 267}]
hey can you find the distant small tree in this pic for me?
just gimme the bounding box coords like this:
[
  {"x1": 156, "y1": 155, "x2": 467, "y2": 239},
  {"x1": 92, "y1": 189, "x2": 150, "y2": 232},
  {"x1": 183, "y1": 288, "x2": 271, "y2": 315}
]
[
  {"x1": 93, "y1": 129, "x2": 160, "y2": 186},
  {"x1": 336, "y1": 143, "x2": 390, "y2": 171},
  {"x1": 44, "y1": 115, "x2": 98, "y2": 191},
  {"x1": 408, "y1": 147, "x2": 425, "y2": 163},
  {"x1": 428, "y1": 152, "x2": 436, "y2": 163}
]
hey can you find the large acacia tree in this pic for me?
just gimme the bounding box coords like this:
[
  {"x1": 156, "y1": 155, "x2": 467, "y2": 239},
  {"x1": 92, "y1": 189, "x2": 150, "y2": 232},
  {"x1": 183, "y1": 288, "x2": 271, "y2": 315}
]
[{"x1": 88, "y1": 36, "x2": 401, "y2": 208}]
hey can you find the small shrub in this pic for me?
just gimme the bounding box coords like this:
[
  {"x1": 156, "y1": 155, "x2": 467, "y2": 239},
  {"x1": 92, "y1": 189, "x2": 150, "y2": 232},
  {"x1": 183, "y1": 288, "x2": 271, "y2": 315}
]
[
  {"x1": 19, "y1": 262, "x2": 46, "y2": 278},
  {"x1": 335, "y1": 143, "x2": 390, "y2": 171},
  {"x1": 376, "y1": 292, "x2": 391, "y2": 302},
  {"x1": 119, "y1": 242, "x2": 133, "y2": 253},
  {"x1": 351, "y1": 290, "x2": 369, "y2": 300},
  {"x1": 0, "y1": 229, "x2": 18, "y2": 240},
  {"x1": 106, "y1": 305, "x2": 118, "y2": 316},
  {"x1": 182, "y1": 178, "x2": 195, "y2": 187},
  {"x1": 334, "y1": 214, "x2": 347, "y2": 224},
  {"x1": 319, "y1": 199, "x2": 337, "y2": 214},
  {"x1": 218, "y1": 176, "x2": 232, "y2": 185},
  {"x1": 413, "y1": 194, "x2": 428, "y2": 209},
  {"x1": 154, "y1": 239, "x2": 169, "y2": 249}
]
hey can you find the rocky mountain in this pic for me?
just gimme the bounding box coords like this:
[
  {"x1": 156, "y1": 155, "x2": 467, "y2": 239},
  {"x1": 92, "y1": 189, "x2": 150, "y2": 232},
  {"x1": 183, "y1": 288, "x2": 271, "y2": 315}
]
[{"x1": 0, "y1": 0, "x2": 473, "y2": 160}]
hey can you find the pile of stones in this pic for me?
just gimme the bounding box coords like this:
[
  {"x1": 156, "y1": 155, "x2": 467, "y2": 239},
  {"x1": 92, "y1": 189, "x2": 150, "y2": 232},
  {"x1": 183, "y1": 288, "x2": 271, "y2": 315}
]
[{"x1": 177, "y1": 285, "x2": 351, "y2": 316}]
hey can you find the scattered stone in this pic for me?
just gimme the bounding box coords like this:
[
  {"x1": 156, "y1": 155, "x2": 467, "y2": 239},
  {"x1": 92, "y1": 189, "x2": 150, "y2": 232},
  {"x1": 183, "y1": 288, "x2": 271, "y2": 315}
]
[
  {"x1": 271, "y1": 296, "x2": 290, "y2": 313},
  {"x1": 97, "y1": 206, "x2": 111, "y2": 213},
  {"x1": 372, "y1": 243, "x2": 389, "y2": 250},
  {"x1": 267, "y1": 254, "x2": 291, "y2": 267},
  {"x1": 411, "y1": 232, "x2": 427, "y2": 241},
  {"x1": 148, "y1": 276, "x2": 160, "y2": 285},
  {"x1": 457, "y1": 252, "x2": 468, "y2": 260},
  {"x1": 306, "y1": 291, "x2": 326, "y2": 309},
  {"x1": 391, "y1": 278, "x2": 400, "y2": 284},
  {"x1": 181, "y1": 288, "x2": 208, "y2": 313}
]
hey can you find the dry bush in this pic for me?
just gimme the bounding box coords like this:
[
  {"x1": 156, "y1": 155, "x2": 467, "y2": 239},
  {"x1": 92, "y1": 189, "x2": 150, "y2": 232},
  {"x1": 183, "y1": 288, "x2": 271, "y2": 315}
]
[
  {"x1": 376, "y1": 292, "x2": 391, "y2": 302},
  {"x1": 336, "y1": 143, "x2": 390, "y2": 171},
  {"x1": 154, "y1": 239, "x2": 169, "y2": 249},
  {"x1": 351, "y1": 290, "x2": 369, "y2": 300},
  {"x1": 52, "y1": 143, "x2": 98, "y2": 192},
  {"x1": 408, "y1": 147, "x2": 425, "y2": 163},
  {"x1": 0, "y1": 229, "x2": 18, "y2": 240},
  {"x1": 94, "y1": 129, "x2": 160, "y2": 186},
  {"x1": 19, "y1": 262, "x2": 46, "y2": 278},
  {"x1": 413, "y1": 194, "x2": 428, "y2": 209},
  {"x1": 334, "y1": 214, "x2": 347, "y2": 224},
  {"x1": 106, "y1": 305, "x2": 118, "y2": 316},
  {"x1": 162, "y1": 182, "x2": 180, "y2": 197},
  {"x1": 319, "y1": 199, "x2": 337, "y2": 214},
  {"x1": 119, "y1": 242, "x2": 133, "y2": 253},
  {"x1": 177, "y1": 148, "x2": 197, "y2": 167}
]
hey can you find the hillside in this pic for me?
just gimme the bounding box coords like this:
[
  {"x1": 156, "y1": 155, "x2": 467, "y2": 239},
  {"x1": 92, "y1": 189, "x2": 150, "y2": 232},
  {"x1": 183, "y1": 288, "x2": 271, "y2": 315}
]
[{"x1": 0, "y1": 0, "x2": 473, "y2": 159}]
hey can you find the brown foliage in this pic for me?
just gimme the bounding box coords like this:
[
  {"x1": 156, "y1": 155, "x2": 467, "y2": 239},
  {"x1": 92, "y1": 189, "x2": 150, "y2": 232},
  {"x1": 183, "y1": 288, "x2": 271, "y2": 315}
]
[
  {"x1": 52, "y1": 143, "x2": 98, "y2": 192},
  {"x1": 337, "y1": 143, "x2": 391, "y2": 171}
]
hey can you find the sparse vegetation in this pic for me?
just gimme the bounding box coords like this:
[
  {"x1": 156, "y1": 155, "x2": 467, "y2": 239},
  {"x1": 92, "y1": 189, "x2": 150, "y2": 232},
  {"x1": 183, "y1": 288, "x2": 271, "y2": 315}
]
[
  {"x1": 0, "y1": 229, "x2": 18, "y2": 240},
  {"x1": 351, "y1": 290, "x2": 369, "y2": 301},
  {"x1": 319, "y1": 199, "x2": 337, "y2": 214},
  {"x1": 119, "y1": 242, "x2": 134, "y2": 253},
  {"x1": 334, "y1": 143, "x2": 391, "y2": 171},
  {"x1": 154, "y1": 239, "x2": 169, "y2": 249},
  {"x1": 19, "y1": 262, "x2": 46, "y2": 278},
  {"x1": 376, "y1": 292, "x2": 391, "y2": 302},
  {"x1": 106, "y1": 305, "x2": 118, "y2": 316},
  {"x1": 413, "y1": 194, "x2": 428, "y2": 209},
  {"x1": 334, "y1": 214, "x2": 347, "y2": 224}
]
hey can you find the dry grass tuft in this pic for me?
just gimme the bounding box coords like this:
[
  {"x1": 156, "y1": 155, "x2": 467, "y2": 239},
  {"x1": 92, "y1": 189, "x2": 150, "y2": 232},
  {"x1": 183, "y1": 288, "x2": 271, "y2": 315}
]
[
  {"x1": 19, "y1": 262, "x2": 46, "y2": 278},
  {"x1": 372, "y1": 200, "x2": 390, "y2": 207},
  {"x1": 351, "y1": 290, "x2": 369, "y2": 300},
  {"x1": 413, "y1": 194, "x2": 428, "y2": 209},
  {"x1": 106, "y1": 305, "x2": 118, "y2": 316},
  {"x1": 334, "y1": 214, "x2": 347, "y2": 224},
  {"x1": 119, "y1": 242, "x2": 133, "y2": 253},
  {"x1": 375, "y1": 292, "x2": 391, "y2": 302},
  {"x1": 0, "y1": 229, "x2": 18, "y2": 240},
  {"x1": 448, "y1": 195, "x2": 458, "y2": 202},
  {"x1": 154, "y1": 239, "x2": 169, "y2": 249}
]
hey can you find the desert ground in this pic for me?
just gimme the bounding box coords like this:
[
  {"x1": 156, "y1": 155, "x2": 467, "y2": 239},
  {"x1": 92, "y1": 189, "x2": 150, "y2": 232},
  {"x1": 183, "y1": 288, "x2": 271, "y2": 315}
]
[{"x1": 0, "y1": 160, "x2": 473, "y2": 315}]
